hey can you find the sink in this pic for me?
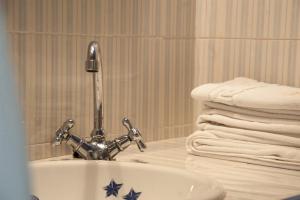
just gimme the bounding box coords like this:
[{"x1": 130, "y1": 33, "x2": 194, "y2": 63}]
[{"x1": 29, "y1": 160, "x2": 225, "y2": 200}]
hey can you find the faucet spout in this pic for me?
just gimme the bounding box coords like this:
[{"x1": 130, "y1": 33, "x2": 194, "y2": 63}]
[{"x1": 85, "y1": 41, "x2": 105, "y2": 137}]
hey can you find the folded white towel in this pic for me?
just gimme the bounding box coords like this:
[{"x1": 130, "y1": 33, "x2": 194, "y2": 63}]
[
  {"x1": 198, "y1": 123, "x2": 300, "y2": 148},
  {"x1": 186, "y1": 131, "x2": 300, "y2": 170},
  {"x1": 191, "y1": 77, "x2": 300, "y2": 112},
  {"x1": 205, "y1": 101, "x2": 300, "y2": 120},
  {"x1": 202, "y1": 109, "x2": 300, "y2": 126},
  {"x1": 197, "y1": 113, "x2": 300, "y2": 137}
]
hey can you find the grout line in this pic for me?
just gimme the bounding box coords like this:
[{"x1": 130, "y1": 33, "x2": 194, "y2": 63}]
[
  {"x1": 28, "y1": 142, "x2": 55, "y2": 146},
  {"x1": 6, "y1": 31, "x2": 300, "y2": 41},
  {"x1": 162, "y1": 124, "x2": 193, "y2": 129}
]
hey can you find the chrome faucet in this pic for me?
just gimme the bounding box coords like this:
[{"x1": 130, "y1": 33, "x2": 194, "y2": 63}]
[
  {"x1": 85, "y1": 41, "x2": 105, "y2": 138},
  {"x1": 53, "y1": 41, "x2": 146, "y2": 160}
]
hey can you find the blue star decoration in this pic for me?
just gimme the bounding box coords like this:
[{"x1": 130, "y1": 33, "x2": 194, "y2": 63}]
[
  {"x1": 123, "y1": 188, "x2": 142, "y2": 200},
  {"x1": 104, "y1": 179, "x2": 123, "y2": 197}
]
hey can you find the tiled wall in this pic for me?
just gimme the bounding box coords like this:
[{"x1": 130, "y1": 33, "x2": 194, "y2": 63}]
[
  {"x1": 5, "y1": 0, "x2": 196, "y2": 160},
  {"x1": 193, "y1": 0, "x2": 300, "y2": 86},
  {"x1": 5, "y1": 0, "x2": 300, "y2": 160},
  {"x1": 193, "y1": 0, "x2": 300, "y2": 118}
]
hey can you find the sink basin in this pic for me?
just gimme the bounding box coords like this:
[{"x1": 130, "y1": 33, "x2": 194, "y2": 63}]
[{"x1": 29, "y1": 160, "x2": 225, "y2": 200}]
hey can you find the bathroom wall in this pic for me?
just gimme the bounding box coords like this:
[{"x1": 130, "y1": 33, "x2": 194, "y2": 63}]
[
  {"x1": 5, "y1": 0, "x2": 196, "y2": 160},
  {"x1": 5, "y1": 0, "x2": 300, "y2": 160},
  {"x1": 193, "y1": 0, "x2": 300, "y2": 87}
]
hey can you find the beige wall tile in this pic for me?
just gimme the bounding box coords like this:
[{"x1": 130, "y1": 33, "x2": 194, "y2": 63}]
[
  {"x1": 268, "y1": 0, "x2": 287, "y2": 38},
  {"x1": 194, "y1": 0, "x2": 300, "y2": 39},
  {"x1": 194, "y1": 39, "x2": 300, "y2": 86},
  {"x1": 285, "y1": 0, "x2": 300, "y2": 39},
  {"x1": 27, "y1": 143, "x2": 71, "y2": 161},
  {"x1": 294, "y1": 40, "x2": 300, "y2": 87}
]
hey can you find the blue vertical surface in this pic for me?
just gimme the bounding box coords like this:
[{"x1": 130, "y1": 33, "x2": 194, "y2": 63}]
[{"x1": 0, "y1": 8, "x2": 30, "y2": 200}]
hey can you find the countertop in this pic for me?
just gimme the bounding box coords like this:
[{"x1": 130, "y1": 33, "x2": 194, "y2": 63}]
[{"x1": 48, "y1": 137, "x2": 300, "y2": 200}]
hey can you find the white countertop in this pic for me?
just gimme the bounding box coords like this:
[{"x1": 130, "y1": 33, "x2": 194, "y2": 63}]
[{"x1": 47, "y1": 137, "x2": 300, "y2": 200}]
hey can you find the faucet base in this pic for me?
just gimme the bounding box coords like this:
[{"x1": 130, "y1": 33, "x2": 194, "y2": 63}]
[
  {"x1": 53, "y1": 118, "x2": 146, "y2": 160},
  {"x1": 91, "y1": 128, "x2": 105, "y2": 137}
]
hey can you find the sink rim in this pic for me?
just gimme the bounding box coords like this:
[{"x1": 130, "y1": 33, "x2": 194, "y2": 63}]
[{"x1": 29, "y1": 159, "x2": 226, "y2": 200}]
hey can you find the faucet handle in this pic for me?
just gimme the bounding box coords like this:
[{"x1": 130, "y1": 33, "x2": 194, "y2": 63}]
[
  {"x1": 122, "y1": 118, "x2": 133, "y2": 131},
  {"x1": 53, "y1": 119, "x2": 75, "y2": 145},
  {"x1": 122, "y1": 118, "x2": 146, "y2": 152},
  {"x1": 135, "y1": 136, "x2": 147, "y2": 152},
  {"x1": 60, "y1": 119, "x2": 75, "y2": 132}
]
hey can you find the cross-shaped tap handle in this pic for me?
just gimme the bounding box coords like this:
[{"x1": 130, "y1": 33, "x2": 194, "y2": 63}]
[
  {"x1": 122, "y1": 118, "x2": 133, "y2": 131},
  {"x1": 122, "y1": 117, "x2": 146, "y2": 152},
  {"x1": 53, "y1": 119, "x2": 75, "y2": 145}
]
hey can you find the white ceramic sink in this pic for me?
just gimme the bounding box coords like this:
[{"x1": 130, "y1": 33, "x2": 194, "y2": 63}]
[{"x1": 29, "y1": 160, "x2": 225, "y2": 200}]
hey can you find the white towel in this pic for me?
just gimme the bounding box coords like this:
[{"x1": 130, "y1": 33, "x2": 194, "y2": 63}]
[
  {"x1": 202, "y1": 109, "x2": 300, "y2": 126},
  {"x1": 197, "y1": 113, "x2": 300, "y2": 137},
  {"x1": 191, "y1": 77, "x2": 300, "y2": 113},
  {"x1": 198, "y1": 123, "x2": 300, "y2": 148},
  {"x1": 186, "y1": 131, "x2": 300, "y2": 170},
  {"x1": 204, "y1": 101, "x2": 300, "y2": 120}
]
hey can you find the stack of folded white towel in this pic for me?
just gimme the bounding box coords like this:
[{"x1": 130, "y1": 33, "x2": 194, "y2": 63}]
[{"x1": 186, "y1": 77, "x2": 300, "y2": 170}]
